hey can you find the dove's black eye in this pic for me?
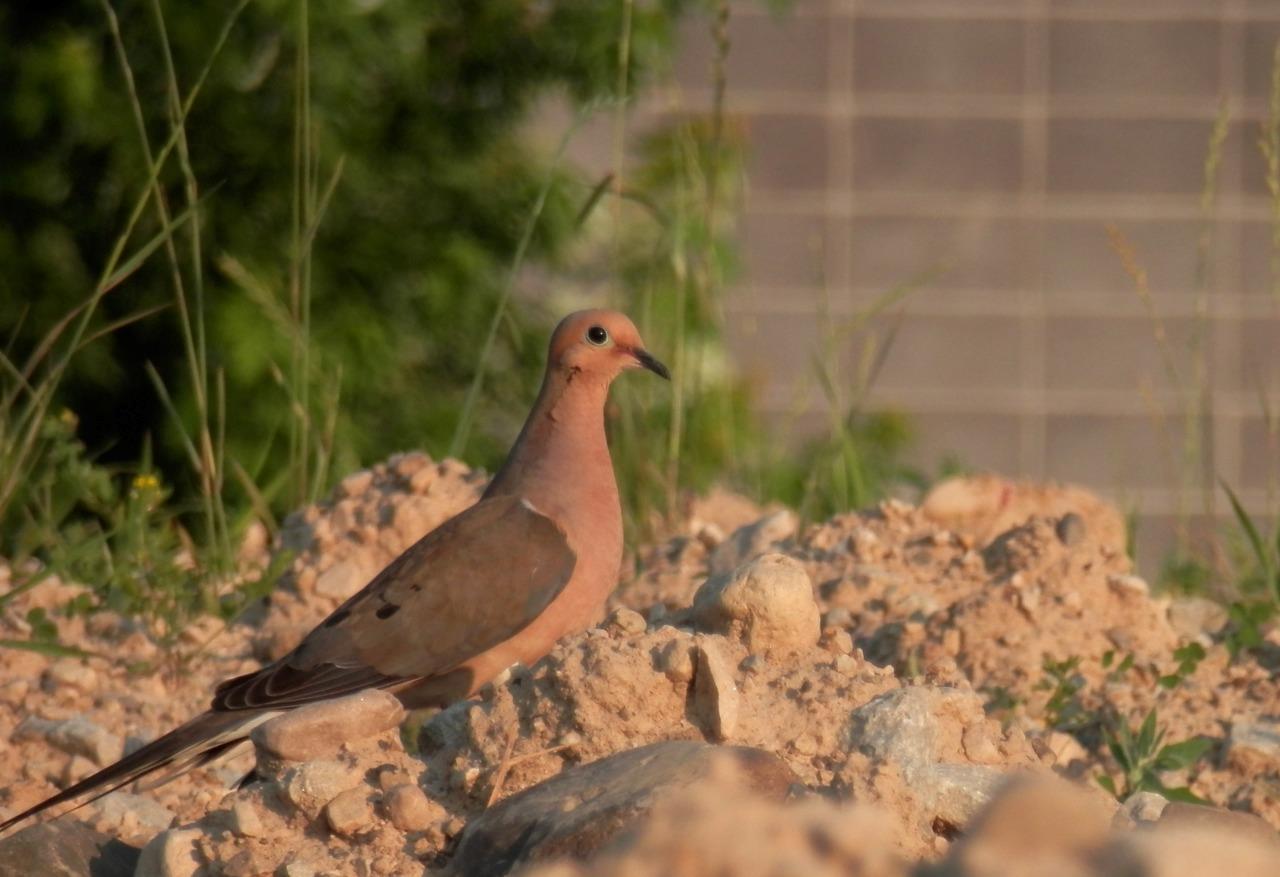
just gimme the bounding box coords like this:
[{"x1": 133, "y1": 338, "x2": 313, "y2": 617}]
[{"x1": 586, "y1": 325, "x2": 609, "y2": 346}]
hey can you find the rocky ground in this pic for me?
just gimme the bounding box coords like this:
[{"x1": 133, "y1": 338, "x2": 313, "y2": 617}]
[{"x1": 0, "y1": 454, "x2": 1277, "y2": 876}]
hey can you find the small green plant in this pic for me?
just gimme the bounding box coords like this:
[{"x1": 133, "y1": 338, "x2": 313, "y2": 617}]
[
  {"x1": 1222, "y1": 481, "x2": 1280, "y2": 600},
  {"x1": 0, "y1": 604, "x2": 98, "y2": 661},
  {"x1": 1037, "y1": 655, "x2": 1093, "y2": 732},
  {"x1": 1157, "y1": 642, "x2": 1206, "y2": 689},
  {"x1": 1219, "y1": 480, "x2": 1279, "y2": 656},
  {"x1": 1225, "y1": 601, "x2": 1275, "y2": 656},
  {"x1": 1101, "y1": 649, "x2": 1135, "y2": 683},
  {"x1": 1096, "y1": 707, "x2": 1211, "y2": 803},
  {"x1": 980, "y1": 685, "x2": 1022, "y2": 728},
  {"x1": 1158, "y1": 553, "x2": 1214, "y2": 596}
]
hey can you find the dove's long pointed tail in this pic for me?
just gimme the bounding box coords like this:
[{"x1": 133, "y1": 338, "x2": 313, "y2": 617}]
[{"x1": 0, "y1": 709, "x2": 274, "y2": 836}]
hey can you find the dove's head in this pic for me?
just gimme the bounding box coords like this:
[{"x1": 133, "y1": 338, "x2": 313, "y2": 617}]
[{"x1": 547, "y1": 309, "x2": 669, "y2": 384}]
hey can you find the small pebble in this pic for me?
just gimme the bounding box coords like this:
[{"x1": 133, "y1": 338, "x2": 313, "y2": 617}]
[
  {"x1": 607, "y1": 607, "x2": 647, "y2": 636},
  {"x1": 654, "y1": 640, "x2": 695, "y2": 683},
  {"x1": 339, "y1": 469, "x2": 375, "y2": 497},
  {"x1": 253, "y1": 689, "x2": 405, "y2": 763},
  {"x1": 820, "y1": 628, "x2": 853, "y2": 655},
  {"x1": 42, "y1": 660, "x2": 97, "y2": 695},
  {"x1": 383, "y1": 783, "x2": 441, "y2": 832},
  {"x1": 821, "y1": 607, "x2": 853, "y2": 630},
  {"x1": 282, "y1": 760, "x2": 363, "y2": 819},
  {"x1": 1055, "y1": 513, "x2": 1086, "y2": 546},
  {"x1": 229, "y1": 799, "x2": 265, "y2": 837},
  {"x1": 281, "y1": 864, "x2": 318, "y2": 877},
  {"x1": 135, "y1": 828, "x2": 203, "y2": 877},
  {"x1": 740, "y1": 654, "x2": 766, "y2": 675},
  {"x1": 693, "y1": 639, "x2": 739, "y2": 742},
  {"x1": 1107, "y1": 574, "x2": 1148, "y2": 597},
  {"x1": 325, "y1": 787, "x2": 374, "y2": 836}
]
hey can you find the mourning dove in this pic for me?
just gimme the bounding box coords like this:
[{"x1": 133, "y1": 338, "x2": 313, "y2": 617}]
[{"x1": 0, "y1": 308, "x2": 668, "y2": 834}]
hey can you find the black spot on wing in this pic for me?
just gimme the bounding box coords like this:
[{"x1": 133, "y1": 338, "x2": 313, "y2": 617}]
[{"x1": 375, "y1": 603, "x2": 400, "y2": 620}]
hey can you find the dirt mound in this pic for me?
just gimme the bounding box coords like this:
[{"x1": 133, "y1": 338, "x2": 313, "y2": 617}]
[
  {"x1": 250, "y1": 452, "x2": 486, "y2": 661},
  {"x1": 0, "y1": 572, "x2": 261, "y2": 845},
  {"x1": 0, "y1": 460, "x2": 1276, "y2": 875},
  {"x1": 120, "y1": 549, "x2": 1044, "y2": 874}
]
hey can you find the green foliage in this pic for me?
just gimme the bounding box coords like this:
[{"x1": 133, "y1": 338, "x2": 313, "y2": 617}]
[
  {"x1": 1222, "y1": 480, "x2": 1280, "y2": 602},
  {"x1": 1031, "y1": 651, "x2": 1213, "y2": 802},
  {"x1": 1219, "y1": 480, "x2": 1279, "y2": 657},
  {"x1": 1157, "y1": 553, "x2": 1213, "y2": 596},
  {"x1": 1096, "y1": 707, "x2": 1211, "y2": 804},
  {"x1": 1100, "y1": 648, "x2": 1135, "y2": 682},
  {"x1": 980, "y1": 685, "x2": 1022, "y2": 729},
  {"x1": 1, "y1": 406, "x2": 285, "y2": 659},
  {"x1": 1, "y1": 0, "x2": 691, "y2": 523},
  {"x1": 1225, "y1": 600, "x2": 1275, "y2": 657},
  {"x1": 1157, "y1": 642, "x2": 1205, "y2": 689},
  {"x1": 1037, "y1": 655, "x2": 1091, "y2": 732},
  {"x1": 773, "y1": 411, "x2": 921, "y2": 525}
]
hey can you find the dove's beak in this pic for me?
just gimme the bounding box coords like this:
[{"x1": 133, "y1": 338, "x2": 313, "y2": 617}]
[{"x1": 631, "y1": 347, "x2": 670, "y2": 380}]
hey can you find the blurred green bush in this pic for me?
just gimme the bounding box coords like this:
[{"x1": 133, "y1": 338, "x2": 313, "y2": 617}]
[{"x1": 1, "y1": 0, "x2": 689, "y2": 506}]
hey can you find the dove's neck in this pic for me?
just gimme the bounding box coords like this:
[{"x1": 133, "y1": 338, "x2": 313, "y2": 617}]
[{"x1": 484, "y1": 368, "x2": 621, "y2": 545}]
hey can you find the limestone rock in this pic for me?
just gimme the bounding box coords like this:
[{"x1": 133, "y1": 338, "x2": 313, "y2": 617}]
[
  {"x1": 1225, "y1": 718, "x2": 1280, "y2": 773},
  {"x1": 89, "y1": 791, "x2": 176, "y2": 837},
  {"x1": 692, "y1": 553, "x2": 820, "y2": 655},
  {"x1": 943, "y1": 776, "x2": 1112, "y2": 876},
  {"x1": 324, "y1": 787, "x2": 373, "y2": 837},
  {"x1": 383, "y1": 783, "x2": 442, "y2": 832},
  {"x1": 13, "y1": 715, "x2": 123, "y2": 767},
  {"x1": 447, "y1": 741, "x2": 796, "y2": 876},
  {"x1": 0, "y1": 821, "x2": 139, "y2": 877},
  {"x1": 1114, "y1": 790, "x2": 1169, "y2": 829},
  {"x1": 252, "y1": 688, "x2": 405, "y2": 763},
  {"x1": 692, "y1": 638, "x2": 739, "y2": 741},
  {"x1": 134, "y1": 828, "x2": 203, "y2": 877},
  {"x1": 280, "y1": 760, "x2": 363, "y2": 819},
  {"x1": 606, "y1": 607, "x2": 646, "y2": 636},
  {"x1": 848, "y1": 686, "x2": 1034, "y2": 828},
  {"x1": 708, "y1": 510, "x2": 798, "y2": 575},
  {"x1": 1166, "y1": 597, "x2": 1228, "y2": 639},
  {"x1": 228, "y1": 799, "x2": 265, "y2": 838}
]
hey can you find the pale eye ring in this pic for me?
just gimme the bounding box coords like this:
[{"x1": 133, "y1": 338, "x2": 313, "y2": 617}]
[{"x1": 586, "y1": 325, "x2": 609, "y2": 346}]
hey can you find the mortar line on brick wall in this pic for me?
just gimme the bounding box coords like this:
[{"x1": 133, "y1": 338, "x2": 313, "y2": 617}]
[
  {"x1": 848, "y1": 2, "x2": 1272, "y2": 24},
  {"x1": 742, "y1": 192, "x2": 1280, "y2": 222},
  {"x1": 1217, "y1": 0, "x2": 1249, "y2": 489},
  {"x1": 749, "y1": 396, "x2": 1279, "y2": 438},
  {"x1": 728, "y1": 286, "x2": 1280, "y2": 318},
  {"x1": 804, "y1": 388, "x2": 1278, "y2": 420},
  {"x1": 829, "y1": 0, "x2": 856, "y2": 302},
  {"x1": 1024, "y1": 0, "x2": 1051, "y2": 479},
  {"x1": 656, "y1": 89, "x2": 1272, "y2": 121}
]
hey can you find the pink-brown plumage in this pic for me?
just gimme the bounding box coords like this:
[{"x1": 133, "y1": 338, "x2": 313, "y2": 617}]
[{"x1": 0, "y1": 309, "x2": 666, "y2": 835}]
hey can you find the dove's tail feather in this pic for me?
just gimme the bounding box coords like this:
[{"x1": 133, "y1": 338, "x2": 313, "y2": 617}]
[{"x1": 0, "y1": 709, "x2": 275, "y2": 836}]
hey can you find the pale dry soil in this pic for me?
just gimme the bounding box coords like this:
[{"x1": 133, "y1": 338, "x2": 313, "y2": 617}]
[{"x1": 0, "y1": 455, "x2": 1276, "y2": 876}]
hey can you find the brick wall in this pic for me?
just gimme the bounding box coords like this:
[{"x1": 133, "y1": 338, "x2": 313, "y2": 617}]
[{"x1": 573, "y1": 1, "x2": 1280, "y2": 573}]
